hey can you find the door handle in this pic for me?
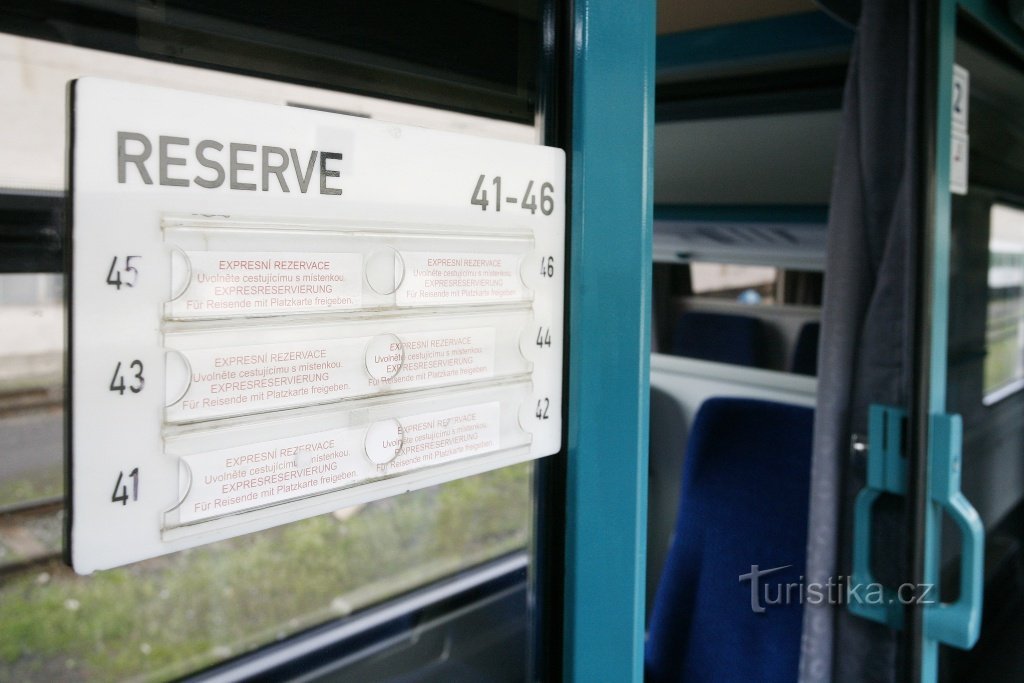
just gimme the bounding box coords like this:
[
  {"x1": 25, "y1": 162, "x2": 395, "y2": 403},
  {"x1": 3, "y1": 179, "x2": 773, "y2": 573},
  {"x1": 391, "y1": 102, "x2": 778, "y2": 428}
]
[
  {"x1": 924, "y1": 414, "x2": 984, "y2": 650},
  {"x1": 849, "y1": 408, "x2": 984, "y2": 649}
]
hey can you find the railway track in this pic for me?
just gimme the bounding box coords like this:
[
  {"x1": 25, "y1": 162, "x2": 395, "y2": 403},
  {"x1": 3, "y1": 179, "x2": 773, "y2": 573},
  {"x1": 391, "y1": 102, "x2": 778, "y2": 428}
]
[
  {"x1": 0, "y1": 496, "x2": 64, "y2": 577},
  {"x1": 0, "y1": 386, "x2": 62, "y2": 418}
]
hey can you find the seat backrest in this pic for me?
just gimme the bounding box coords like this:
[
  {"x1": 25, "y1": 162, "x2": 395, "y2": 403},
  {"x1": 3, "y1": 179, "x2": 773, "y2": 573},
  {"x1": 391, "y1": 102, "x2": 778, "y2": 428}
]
[
  {"x1": 671, "y1": 311, "x2": 764, "y2": 367},
  {"x1": 791, "y1": 321, "x2": 821, "y2": 376},
  {"x1": 645, "y1": 397, "x2": 814, "y2": 683}
]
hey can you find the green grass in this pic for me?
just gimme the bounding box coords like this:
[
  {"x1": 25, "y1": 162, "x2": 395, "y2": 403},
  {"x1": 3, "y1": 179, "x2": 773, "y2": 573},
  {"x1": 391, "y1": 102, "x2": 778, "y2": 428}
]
[
  {"x1": 0, "y1": 463, "x2": 62, "y2": 510},
  {"x1": 0, "y1": 463, "x2": 532, "y2": 681}
]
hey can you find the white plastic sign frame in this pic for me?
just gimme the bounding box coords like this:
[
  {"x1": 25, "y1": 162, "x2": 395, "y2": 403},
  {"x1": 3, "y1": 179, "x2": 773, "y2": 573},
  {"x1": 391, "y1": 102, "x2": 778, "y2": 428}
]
[
  {"x1": 950, "y1": 63, "x2": 969, "y2": 196},
  {"x1": 67, "y1": 78, "x2": 565, "y2": 573}
]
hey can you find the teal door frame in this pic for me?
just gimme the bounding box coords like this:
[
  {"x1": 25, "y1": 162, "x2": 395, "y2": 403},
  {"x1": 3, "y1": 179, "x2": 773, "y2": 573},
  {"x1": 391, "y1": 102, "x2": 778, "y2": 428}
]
[
  {"x1": 912, "y1": 0, "x2": 956, "y2": 678},
  {"x1": 916, "y1": 2, "x2": 1024, "y2": 680},
  {"x1": 911, "y1": 0, "x2": 1024, "y2": 679},
  {"x1": 558, "y1": 1, "x2": 1019, "y2": 680},
  {"x1": 563, "y1": 1, "x2": 655, "y2": 681}
]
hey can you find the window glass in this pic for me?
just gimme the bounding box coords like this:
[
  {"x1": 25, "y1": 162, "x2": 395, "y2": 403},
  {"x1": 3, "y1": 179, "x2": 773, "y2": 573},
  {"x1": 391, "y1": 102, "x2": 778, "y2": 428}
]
[
  {"x1": 0, "y1": 466, "x2": 532, "y2": 680},
  {"x1": 0, "y1": 274, "x2": 63, "y2": 509},
  {"x1": 689, "y1": 261, "x2": 778, "y2": 302},
  {"x1": 0, "y1": 31, "x2": 535, "y2": 681},
  {"x1": 983, "y1": 204, "x2": 1024, "y2": 403}
]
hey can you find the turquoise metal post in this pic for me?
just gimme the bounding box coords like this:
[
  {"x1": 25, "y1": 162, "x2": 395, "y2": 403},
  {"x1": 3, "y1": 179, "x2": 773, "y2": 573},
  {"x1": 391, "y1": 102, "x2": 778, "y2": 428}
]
[
  {"x1": 921, "y1": 0, "x2": 956, "y2": 680},
  {"x1": 564, "y1": 1, "x2": 655, "y2": 681}
]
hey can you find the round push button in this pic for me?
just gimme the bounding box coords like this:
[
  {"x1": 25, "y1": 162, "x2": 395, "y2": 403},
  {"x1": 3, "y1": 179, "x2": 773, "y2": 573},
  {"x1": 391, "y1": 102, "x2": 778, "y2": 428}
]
[
  {"x1": 364, "y1": 419, "x2": 404, "y2": 465},
  {"x1": 365, "y1": 248, "x2": 405, "y2": 295},
  {"x1": 364, "y1": 333, "x2": 404, "y2": 382}
]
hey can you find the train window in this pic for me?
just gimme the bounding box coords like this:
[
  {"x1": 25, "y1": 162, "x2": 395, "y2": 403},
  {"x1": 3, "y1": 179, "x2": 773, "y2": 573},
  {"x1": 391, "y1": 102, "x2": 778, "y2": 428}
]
[
  {"x1": 689, "y1": 262, "x2": 778, "y2": 302},
  {"x1": 0, "y1": 27, "x2": 536, "y2": 681},
  {"x1": 0, "y1": 273, "x2": 63, "y2": 510},
  {"x1": 983, "y1": 203, "x2": 1024, "y2": 403},
  {"x1": 655, "y1": 258, "x2": 822, "y2": 372}
]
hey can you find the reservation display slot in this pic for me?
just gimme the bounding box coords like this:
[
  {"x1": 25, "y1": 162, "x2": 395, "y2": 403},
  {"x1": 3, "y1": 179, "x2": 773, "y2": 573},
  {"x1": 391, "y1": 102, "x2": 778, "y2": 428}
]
[
  {"x1": 164, "y1": 221, "x2": 536, "y2": 320},
  {"x1": 163, "y1": 308, "x2": 534, "y2": 424},
  {"x1": 162, "y1": 381, "x2": 533, "y2": 531}
]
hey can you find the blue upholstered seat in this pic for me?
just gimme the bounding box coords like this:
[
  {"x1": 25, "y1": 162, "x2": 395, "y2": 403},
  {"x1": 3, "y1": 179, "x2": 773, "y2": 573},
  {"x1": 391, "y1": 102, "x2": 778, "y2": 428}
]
[
  {"x1": 791, "y1": 321, "x2": 821, "y2": 376},
  {"x1": 646, "y1": 397, "x2": 814, "y2": 683},
  {"x1": 671, "y1": 312, "x2": 764, "y2": 367}
]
